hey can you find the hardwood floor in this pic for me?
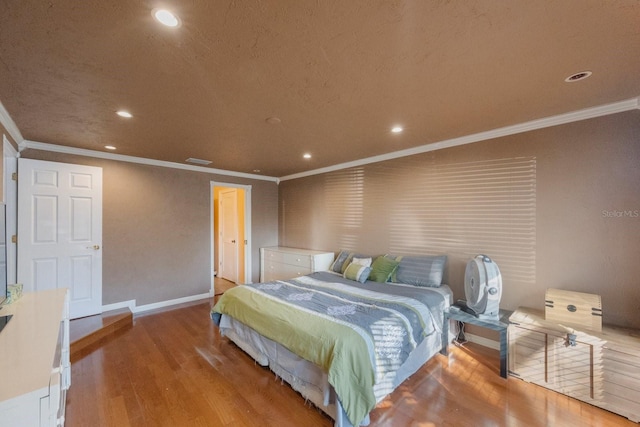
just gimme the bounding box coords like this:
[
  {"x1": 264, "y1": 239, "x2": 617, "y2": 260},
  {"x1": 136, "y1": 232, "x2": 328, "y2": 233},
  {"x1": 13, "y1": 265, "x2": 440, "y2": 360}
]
[
  {"x1": 65, "y1": 300, "x2": 634, "y2": 427},
  {"x1": 213, "y1": 276, "x2": 237, "y2": 296},
  {"x1": 70, "y1": 308, "x2": 133, "y2": 362}
]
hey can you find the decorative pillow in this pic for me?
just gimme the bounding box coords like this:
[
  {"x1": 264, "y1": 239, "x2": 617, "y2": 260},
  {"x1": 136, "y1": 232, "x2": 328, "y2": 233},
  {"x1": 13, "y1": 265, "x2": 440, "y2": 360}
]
[
  {"x1": 384, "y1": 254, "x2": 403, "y2": 282},
  {"x1": 351, "y1": 257, "x2": 372, "y2": 267},
  {"x1": 392, "y1": 255, "x2": 447, "y2": 287},
  {"x1": 343, "y1": 262, "x2": 371, "y2": 283},
  {"x1": 369, "y1": 256, "x2": 400, "y2": 282},
  {"x1": 331, "y1": 251, "x2": 372, "y2": 273},
  {"x1": 330, "y1": 250, "x2": 351, "y2": 273}
]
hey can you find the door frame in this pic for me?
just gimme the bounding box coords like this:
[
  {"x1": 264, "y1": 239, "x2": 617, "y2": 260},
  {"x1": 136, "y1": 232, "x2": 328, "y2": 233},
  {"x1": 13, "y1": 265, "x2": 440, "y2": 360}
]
[
  {"x1": 3, "y1": 135, "x2": 17, "y2": 285},
  {"x1": 218, "y1": 188, "x2": 239, "y2": 283},
  {"x1": 210, "y1": 181, "x2": 252, "y2": 294}
]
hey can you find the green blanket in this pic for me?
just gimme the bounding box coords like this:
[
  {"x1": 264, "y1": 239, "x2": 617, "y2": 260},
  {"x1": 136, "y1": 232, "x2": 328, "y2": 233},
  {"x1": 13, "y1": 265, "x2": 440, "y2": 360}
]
[{"x1": 212, "y1": 285, "x2": 375, "y2": 426}]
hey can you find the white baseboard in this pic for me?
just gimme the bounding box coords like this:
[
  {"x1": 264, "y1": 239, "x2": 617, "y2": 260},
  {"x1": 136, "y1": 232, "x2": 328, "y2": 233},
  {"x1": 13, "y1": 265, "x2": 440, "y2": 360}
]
[
  {"x1": 102, "y1": 299, "x2": 136, "y2": 313},
  {"x1": 465, "y1": 332, "x2": 500, "y2": 351},
  {"x1": 101, "y1": 293, "x2": 211, "y2": 315},
  {"x1": 132, "y1": 293, "x2": 211, "y2": 314}
]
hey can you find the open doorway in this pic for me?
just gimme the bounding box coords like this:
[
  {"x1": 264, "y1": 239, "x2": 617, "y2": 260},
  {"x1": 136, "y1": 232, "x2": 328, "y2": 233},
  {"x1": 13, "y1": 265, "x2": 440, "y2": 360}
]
[{"x1": 211, "y1": 182, "x2": 252, "y2": 294}]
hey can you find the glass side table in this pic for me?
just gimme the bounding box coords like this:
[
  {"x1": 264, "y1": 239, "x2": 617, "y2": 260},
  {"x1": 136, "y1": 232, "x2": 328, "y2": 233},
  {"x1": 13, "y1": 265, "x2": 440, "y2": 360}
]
[{"x1": 442, "y1": 307, "x2": 512, "y2": 378}]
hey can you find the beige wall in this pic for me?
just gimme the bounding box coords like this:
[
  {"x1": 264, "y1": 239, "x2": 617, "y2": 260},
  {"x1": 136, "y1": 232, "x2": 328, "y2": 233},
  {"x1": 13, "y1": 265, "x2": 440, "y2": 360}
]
[
  {"x1": 279, "y1": 111, "x2": 640, "y2": 329},
  {"x1": 20, "y1": 149, "x2": 279, "y2": 306}
]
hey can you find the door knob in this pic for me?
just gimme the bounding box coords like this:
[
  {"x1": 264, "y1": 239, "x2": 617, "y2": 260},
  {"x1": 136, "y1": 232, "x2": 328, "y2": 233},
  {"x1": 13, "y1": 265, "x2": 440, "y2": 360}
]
[
  {"x1": 86, "y1": 245, "x2": 100, "y2": 250},
  {"x1": 231, "y1": 240, "x2": 236, "y2": 243}
]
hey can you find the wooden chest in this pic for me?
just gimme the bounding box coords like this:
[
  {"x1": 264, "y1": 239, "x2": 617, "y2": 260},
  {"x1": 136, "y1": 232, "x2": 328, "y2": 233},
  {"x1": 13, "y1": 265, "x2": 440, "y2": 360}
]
[
  {"x1": 545, "y1": 288, "x2": 602, "y2": 332},
  {"x1": 599, "y1": 325, "x2": 640, "y2": 422},
  {"x1": 509, "y1": 307, "x2": 640, "y2": 423}
]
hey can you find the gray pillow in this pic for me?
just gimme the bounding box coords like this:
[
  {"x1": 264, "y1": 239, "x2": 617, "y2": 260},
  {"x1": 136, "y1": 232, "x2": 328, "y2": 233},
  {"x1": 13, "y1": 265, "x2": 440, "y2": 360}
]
[
  {"x1": 330, "y1": 250, "x2": 372, "y2": 274},
  {"x1": 330, "y1": 250, "x2": 351, "y2": 273},
  {"x1": 394, "y1": 255, "x2": 447, "y2": 287}
]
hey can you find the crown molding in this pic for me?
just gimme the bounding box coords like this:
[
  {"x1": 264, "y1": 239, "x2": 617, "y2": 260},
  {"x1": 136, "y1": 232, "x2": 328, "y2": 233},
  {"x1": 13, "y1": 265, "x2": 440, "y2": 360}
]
[
  {"x1": 20, "y1": 140, "x2": 280, "y2": 182},
  {"x1": 280, "y1": 96, "x2": 640, "y2": 181},
  {"x1": 9, "y1": 96, "x2": 640, "y2": 183},
  {"x1": 0, "y1": 99, "x2": 24, "y2": 146}
]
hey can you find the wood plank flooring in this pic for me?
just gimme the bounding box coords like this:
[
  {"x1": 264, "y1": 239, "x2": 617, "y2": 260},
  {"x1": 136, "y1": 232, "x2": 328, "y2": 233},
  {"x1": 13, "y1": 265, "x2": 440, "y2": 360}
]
[
  {"x1": 70, "y1": 308, "x2": 133, "y2": 362},
  {"x1": 65, "y1": 298, "x2": 635, "y2": 427}
]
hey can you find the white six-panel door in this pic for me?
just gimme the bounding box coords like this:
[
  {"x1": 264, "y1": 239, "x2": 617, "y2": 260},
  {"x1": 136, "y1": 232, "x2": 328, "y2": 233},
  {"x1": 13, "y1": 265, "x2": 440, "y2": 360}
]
[
  {"x1": 219, "y1": 188, "x2": 238, "y2": 283},
  {"x1": 17, "y1": 158, "x2": 102, "y2": 319}
]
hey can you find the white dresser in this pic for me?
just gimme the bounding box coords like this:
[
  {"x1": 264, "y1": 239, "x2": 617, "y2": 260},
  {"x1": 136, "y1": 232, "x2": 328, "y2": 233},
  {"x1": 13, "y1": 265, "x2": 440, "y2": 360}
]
[
  {"x1": 260, "y1": 247, "x2": 335, "y2": 282},
  {"x1": 0, "y1": 288, "x2": 70, "y2": 427}
]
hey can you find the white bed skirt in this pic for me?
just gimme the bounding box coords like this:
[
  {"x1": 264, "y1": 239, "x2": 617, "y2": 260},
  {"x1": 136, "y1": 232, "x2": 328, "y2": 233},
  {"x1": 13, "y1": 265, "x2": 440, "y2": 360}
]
[{"x1": 219, "y1": 314, "x2": 448, "y2": 427}]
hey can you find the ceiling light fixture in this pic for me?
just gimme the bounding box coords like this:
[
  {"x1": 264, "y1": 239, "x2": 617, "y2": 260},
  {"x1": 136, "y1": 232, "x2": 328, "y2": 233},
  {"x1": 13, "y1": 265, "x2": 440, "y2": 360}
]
[
  {"x1": 186, "y1": 158, "x2": 212, "y2": 165},
  {"x1": 116, "y1": 110, "x2": 133, "y2": 118},
  {"x1": 564, "y1": 71, "x2": 592, "y2": 83},
  {"x1": 303, "y1": 153, "x2": 312, "y2": 159},
  {"x1": 265, "y1": 117, "x2": 281, "y2": 125},
  {"x1": 391, "y1": 126, "x2": 403, "y2": 133},
  {"x1": 153, "y1": 9, "x2": 180, "y2": 27},
  {"x1": 105, "y1": 145, "x2": 116, "y2": 150}
]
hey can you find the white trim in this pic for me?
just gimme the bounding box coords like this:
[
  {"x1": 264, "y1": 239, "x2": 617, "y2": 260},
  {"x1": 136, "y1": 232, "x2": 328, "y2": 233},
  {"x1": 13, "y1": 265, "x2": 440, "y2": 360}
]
[
  {"x1": 20, "y1": 140, "x2": 279, "y2": 182},
  {"x1": 10, "y1": 96, "x2": 640, "y2": 182},
  {"x1": 280, "y1": 96, "x2": 640, "y2": 181},
  {"x1": 3, "y1": 135, "x2": 17, "y2": 202},
  {"x1": 211, "y1": 181, "x2": 253, "y2": 293},
  {"x1": 132, "y1": 293, "x2": 210, "y2": 314},
  {"x1": 102, "y1": 299, "x2": 136, "y2": 313},
  {"x1": 3, "y1": 135, "x2": 18, "y2": 157},
  {"x1": 102, "y1": 293, "x2": 212, "y2": 315},
  {"x1": 0, "y1": 100, "x2": 24, "y2": 145},
  {"x1": 3, "y1": 136, "x2": 18, "y2": 284},
  {"x1": 464, "y1": 332, "x2": 500, "y2": 351}
]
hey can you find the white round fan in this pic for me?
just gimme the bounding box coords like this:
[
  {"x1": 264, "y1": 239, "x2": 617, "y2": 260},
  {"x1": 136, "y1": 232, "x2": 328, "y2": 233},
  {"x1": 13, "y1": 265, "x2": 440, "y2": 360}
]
[{"x1": 464, "y1": 255, "x2": 502, "y2": 320}]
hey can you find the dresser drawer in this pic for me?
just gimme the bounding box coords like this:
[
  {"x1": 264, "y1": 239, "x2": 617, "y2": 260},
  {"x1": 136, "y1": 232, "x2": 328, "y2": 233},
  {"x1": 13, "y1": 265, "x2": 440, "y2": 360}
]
[
  {"x1": 282, "y1": 253, "x2": 312, "y2": 268},
  {"x1": 264, "y1": 250, "x2": 312, "y2": 269},
  {"x1": 263, "y1": 261, "x2": 310, "y2": 282},
  {"x1": 260, "y1": 247, "x2": 335, "y2": 282}
]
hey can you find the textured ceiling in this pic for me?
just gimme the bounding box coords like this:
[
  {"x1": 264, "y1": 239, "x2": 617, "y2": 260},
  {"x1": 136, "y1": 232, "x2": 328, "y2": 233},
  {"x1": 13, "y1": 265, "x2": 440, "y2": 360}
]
[{"x1": 1, "y1": 1, "x2": 639, "y2": 177}]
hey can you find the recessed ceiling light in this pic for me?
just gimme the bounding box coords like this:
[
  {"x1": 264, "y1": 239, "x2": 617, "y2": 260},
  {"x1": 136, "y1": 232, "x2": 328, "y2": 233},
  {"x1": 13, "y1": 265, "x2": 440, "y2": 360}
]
[
  {"x1": 116, "y1": 110, "x2": 132, "y2": 118},
  {"x1": 153, "y1": 9, "x2": 180, "y2": 27},
  {"x1": 564, "y1": 71, "x2": 592, "y2": 83},
  {"x1": 303, "y1": 153, "x2": 312, "y2": 159},
  {"x1": 105, "y1": 145, "x2": 116, "y2": 150},
  {"x1": 391, "y1": 126, "x2": 403, "y2": 133}
]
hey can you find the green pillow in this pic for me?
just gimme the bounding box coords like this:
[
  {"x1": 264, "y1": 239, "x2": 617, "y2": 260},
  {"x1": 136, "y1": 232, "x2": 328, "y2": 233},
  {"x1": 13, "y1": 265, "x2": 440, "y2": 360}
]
[
  {"x1": 369, "y1": 256, "x2": 400, "y2": 282},
  {"x1": 384, "y1": 254, "x2": 403, "y2": 282}
]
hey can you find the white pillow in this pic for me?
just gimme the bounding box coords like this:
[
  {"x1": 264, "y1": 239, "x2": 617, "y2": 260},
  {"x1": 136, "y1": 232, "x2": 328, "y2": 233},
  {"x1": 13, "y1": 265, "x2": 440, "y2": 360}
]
[{"x1": 351, "y1": 257, "x2": 372, "y2": 267}]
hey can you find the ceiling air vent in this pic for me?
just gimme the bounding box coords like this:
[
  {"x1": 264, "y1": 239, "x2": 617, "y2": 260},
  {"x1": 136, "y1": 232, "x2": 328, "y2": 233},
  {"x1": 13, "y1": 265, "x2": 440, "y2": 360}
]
[
  {"x1": 564, "y1": 71, "x2": 592, "y2": 82},
  {"x1": 186, "y1": 158, "x2": 212, "y2": 165}
]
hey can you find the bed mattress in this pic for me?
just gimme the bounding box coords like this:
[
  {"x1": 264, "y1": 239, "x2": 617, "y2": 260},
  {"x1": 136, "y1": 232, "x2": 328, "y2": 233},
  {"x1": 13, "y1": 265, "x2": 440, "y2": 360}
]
[{"x1": 212, "y1": 271, "x2": 452, "y2": 427}]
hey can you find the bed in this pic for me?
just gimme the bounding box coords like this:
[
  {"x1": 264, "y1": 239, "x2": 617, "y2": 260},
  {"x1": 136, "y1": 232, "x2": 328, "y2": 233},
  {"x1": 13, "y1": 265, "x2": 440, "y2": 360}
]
[{"x1": 211, "y1": 253, "x2": 452, "y2": 427}]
